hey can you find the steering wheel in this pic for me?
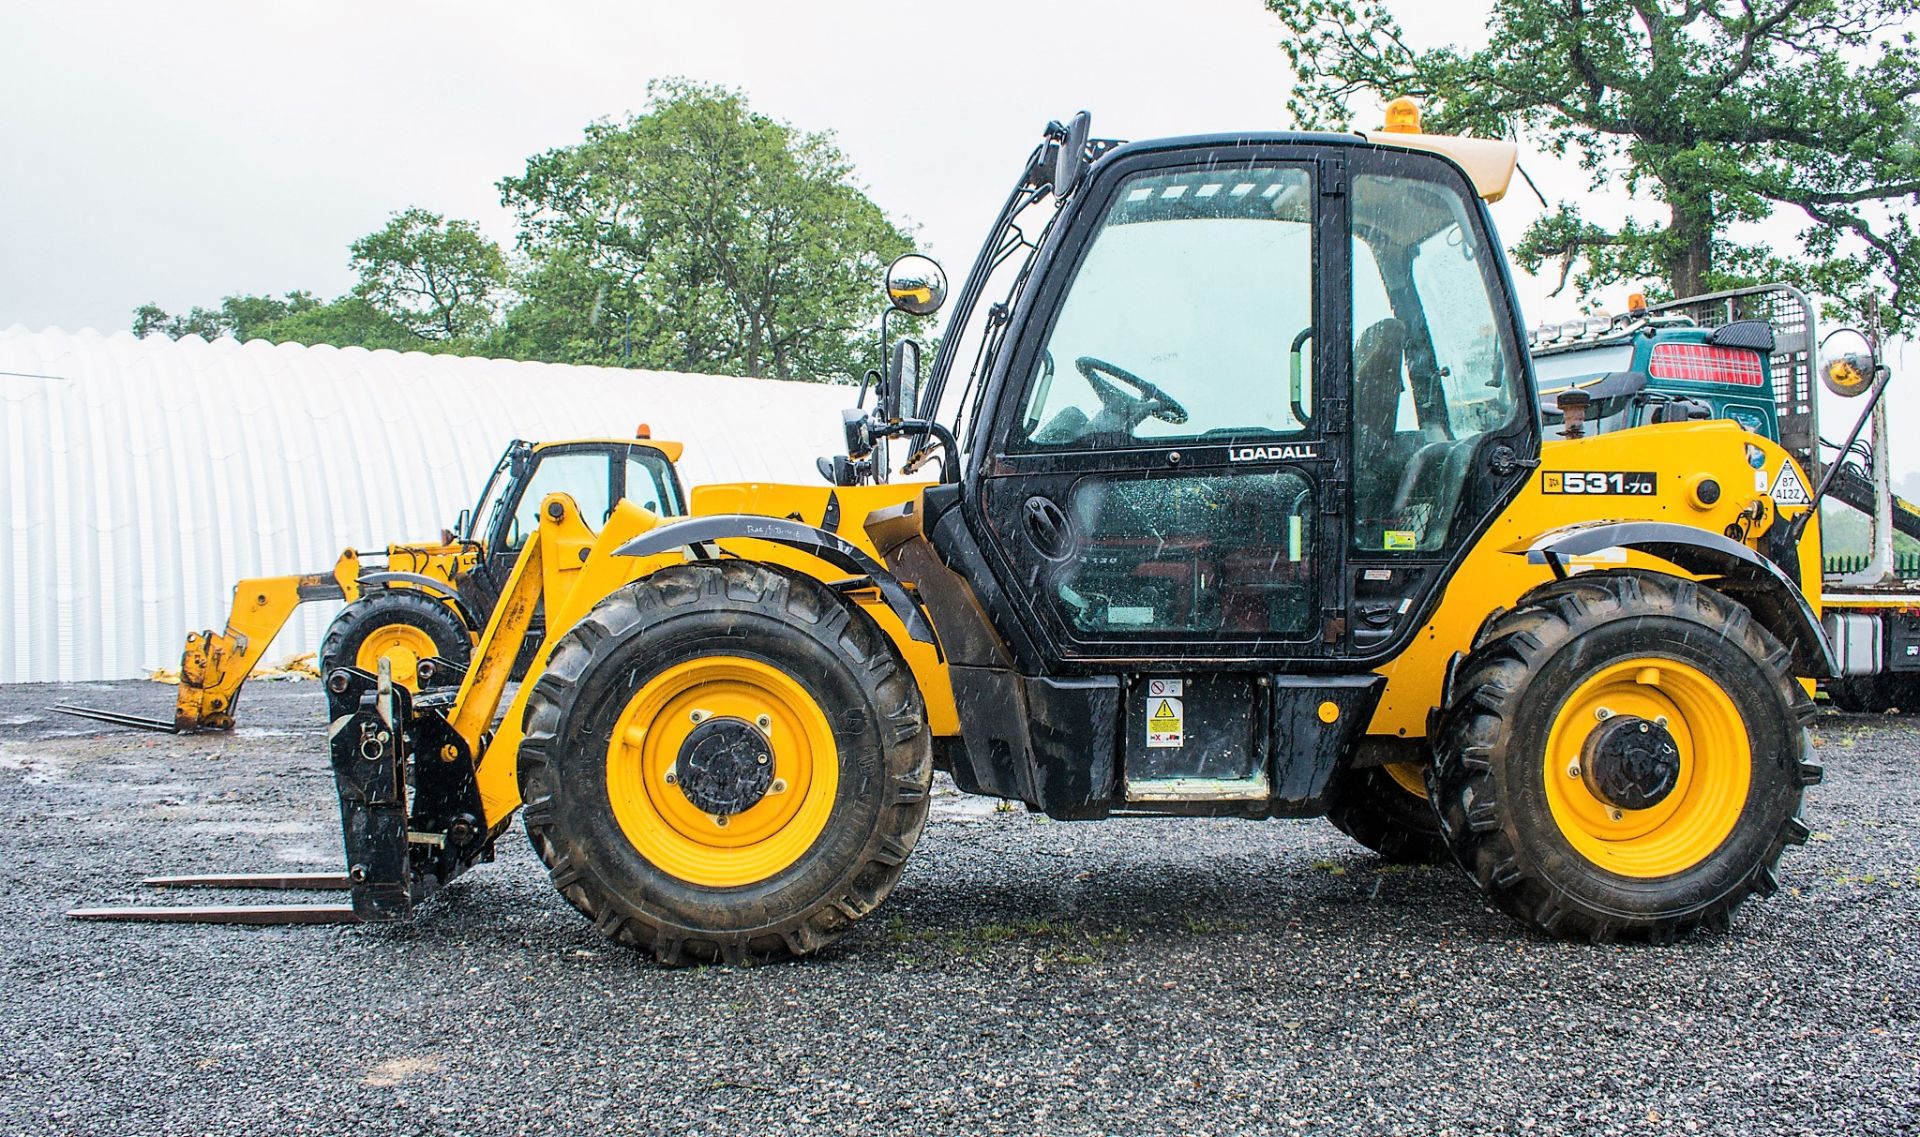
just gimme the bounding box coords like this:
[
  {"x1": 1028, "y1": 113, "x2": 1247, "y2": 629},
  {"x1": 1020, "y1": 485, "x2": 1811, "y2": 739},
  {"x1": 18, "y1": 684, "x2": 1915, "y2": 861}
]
[{"x1": 1074, "y1": 356, "x2": 1190, "y2": 427}]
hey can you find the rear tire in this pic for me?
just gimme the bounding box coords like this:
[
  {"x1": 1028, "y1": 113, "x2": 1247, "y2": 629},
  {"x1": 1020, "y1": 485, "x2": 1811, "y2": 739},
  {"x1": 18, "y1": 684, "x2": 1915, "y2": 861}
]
[
  {"x1": 1433, "y1": 570, "x2": 1821, "y2": 942},
  {"x1": 1324, "y1": 760, "x2": 1448, "y2": 864},
  {"x1": 320, "y1": 589, "x2": 472, "y2": 690},
  {"x1": 517, "y1": 561, "x2": 932, "y2": 966}
]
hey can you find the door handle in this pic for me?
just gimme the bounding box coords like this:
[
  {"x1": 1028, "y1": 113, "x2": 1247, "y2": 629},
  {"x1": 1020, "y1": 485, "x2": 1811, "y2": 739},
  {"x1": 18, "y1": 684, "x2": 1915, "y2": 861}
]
[{"x1": 1022, "y1": 496, "x2": 1073, "y2": 560}]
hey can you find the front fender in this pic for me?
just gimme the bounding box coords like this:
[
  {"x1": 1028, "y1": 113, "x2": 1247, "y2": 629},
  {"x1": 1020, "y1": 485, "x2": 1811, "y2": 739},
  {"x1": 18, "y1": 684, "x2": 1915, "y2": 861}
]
[
  {"x1": 618, "y1": 514, "x2": 938, "y2": 647},
  {"x1": 1515, "y1": 520, "x2": 1835, "y2": 678},
  {"x1": 355, "y1": 572, "x2": 483, "y2": 633}
]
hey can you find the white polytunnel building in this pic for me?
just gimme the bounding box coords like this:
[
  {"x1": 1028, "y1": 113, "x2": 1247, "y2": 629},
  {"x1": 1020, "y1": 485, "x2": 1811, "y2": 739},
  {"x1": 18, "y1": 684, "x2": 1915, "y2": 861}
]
[{"x1": 0, "y1": 326, "x2": 859, "y2": 683}]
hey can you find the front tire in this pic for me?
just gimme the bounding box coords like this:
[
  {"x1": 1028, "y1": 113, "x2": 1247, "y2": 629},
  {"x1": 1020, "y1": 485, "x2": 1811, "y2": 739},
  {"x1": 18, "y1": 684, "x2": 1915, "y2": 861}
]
[
  {"x1": 320, "y1": 589, "x2": 472, "y2": 690},
  {"x1": 517, "y1": 561, "x2": 932, "y2": 965},
  {"x1": 1433, "y1": 570, "x2": 1821, "y2": 942}
]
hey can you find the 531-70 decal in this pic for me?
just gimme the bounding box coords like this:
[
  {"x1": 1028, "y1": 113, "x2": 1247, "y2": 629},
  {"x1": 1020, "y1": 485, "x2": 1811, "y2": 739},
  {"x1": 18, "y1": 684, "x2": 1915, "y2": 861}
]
[{"x1": 1541, "y1": 470, "x2": 1657, "y2": 495}]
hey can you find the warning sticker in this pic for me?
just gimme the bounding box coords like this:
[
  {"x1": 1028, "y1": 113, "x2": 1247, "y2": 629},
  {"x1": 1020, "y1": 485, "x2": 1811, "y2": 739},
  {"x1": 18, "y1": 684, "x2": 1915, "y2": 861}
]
[
  {"x1": 1147, "y1": 678, "x2": 1184, "y2": 698},
  {"x1": 1147, "y1": 696, "x2": 1184, "y2": 749},
  {"x1": 1769, "y1": 462, "x2": 1812, "y2": 506}
]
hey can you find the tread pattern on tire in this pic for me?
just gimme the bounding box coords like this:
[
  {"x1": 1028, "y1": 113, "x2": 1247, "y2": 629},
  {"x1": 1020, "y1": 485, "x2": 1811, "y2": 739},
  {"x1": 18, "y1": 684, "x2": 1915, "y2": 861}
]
[
  {"x1": 516, "y1": 560, "x2": 932, "y2": 966},
  {"x1": 1431, "y1": 568, "x2": 1822, "y2": 943}
]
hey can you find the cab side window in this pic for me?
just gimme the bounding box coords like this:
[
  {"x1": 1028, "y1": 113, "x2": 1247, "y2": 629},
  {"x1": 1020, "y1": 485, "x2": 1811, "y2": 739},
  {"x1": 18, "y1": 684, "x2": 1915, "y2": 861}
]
[
  {"x1": 624, "y1": 451, "x2": 676, "y2": 515},
  {"x1": 1349, "y1": 168, "x2": 1520, "y2": 553}
]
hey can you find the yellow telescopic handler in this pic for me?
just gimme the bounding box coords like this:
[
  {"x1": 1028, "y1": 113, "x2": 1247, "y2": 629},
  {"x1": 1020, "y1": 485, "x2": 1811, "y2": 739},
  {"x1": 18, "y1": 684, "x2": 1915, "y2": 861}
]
[
  {"x1": 78, "y1": 108, "x2": 1857, "y2": 960},
  {"x1": 54, "y1": 434, "x2": 684, "y2": 733}
]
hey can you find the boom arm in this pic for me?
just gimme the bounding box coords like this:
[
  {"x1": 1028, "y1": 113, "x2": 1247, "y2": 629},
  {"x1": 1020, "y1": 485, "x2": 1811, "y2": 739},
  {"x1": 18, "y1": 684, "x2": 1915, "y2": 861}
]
[{"x1": 173, "y1": 569, "x2": 350, "y2": 730}]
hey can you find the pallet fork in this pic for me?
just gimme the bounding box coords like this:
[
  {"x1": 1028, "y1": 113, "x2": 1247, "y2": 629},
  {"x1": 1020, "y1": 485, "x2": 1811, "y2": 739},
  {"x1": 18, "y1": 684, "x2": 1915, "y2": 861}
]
[{"x1": 65, "y1": 500, "x2": 573, "y2": 925}]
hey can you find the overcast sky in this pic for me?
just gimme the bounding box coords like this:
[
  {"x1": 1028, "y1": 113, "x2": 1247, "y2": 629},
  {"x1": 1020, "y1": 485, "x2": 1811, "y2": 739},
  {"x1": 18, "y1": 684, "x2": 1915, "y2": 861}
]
[{"x1": 4, "y1": 0, "x2": 1914, "y2": 474}]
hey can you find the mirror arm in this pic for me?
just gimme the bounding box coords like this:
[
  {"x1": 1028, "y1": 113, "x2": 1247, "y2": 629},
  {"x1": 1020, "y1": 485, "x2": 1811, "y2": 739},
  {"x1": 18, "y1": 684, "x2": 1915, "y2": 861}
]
[
  {"x1": 877, "y1": 308, "x2": 898, "y2": 404},
  {"x1": 893, "y1": 419, "x2": 960, "y2": 483},
  {"x1": 1787, "y1": 362, "x2": 1894, "y2": 547}
]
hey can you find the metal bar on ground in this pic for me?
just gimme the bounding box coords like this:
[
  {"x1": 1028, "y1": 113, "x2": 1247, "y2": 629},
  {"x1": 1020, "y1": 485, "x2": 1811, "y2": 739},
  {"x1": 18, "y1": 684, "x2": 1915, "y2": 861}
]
[
  {"x1": 48, "y1": 704, "x2": 180, "y2": 734},
  {"x1": 143, "y1": 873, "x2": 351, "y2": 891},
  {"x1": 67, "y1": 904, "x2": 360, "y2": 925}
]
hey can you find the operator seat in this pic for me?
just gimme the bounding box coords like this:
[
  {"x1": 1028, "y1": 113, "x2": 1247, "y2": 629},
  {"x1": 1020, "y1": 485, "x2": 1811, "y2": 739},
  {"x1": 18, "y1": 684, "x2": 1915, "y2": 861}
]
[{"x1": 1351, "y1": 318, "x2": 1410, "y2": 541}]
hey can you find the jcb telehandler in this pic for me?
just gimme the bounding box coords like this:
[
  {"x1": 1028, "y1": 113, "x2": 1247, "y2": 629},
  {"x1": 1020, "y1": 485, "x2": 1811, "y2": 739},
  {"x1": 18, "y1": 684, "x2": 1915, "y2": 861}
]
[
  {"x1": 78, "y1": 108, "x2": 1837, "y2": 960},
  {"x1": 54, "y1": 434, "x2": 684, "y2": 733}
]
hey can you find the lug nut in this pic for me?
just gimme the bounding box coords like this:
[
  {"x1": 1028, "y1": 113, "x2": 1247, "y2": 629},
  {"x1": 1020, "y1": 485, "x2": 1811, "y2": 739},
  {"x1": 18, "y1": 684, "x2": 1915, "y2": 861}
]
[
  {"x1": 1655, "y1": 716, "x2": 1669, "y2": 727},
  {"x1": 1594, "y1": 707, "x2": 1614, "y2": 721},
  {"x1": 755, "y1": 714, "x2": 772, "y2": 734},
  {"x1": 712, "y1": 815, "x2": 729, "y2": 828},
  {"x1": 664, "y1": 770, "x2": 678, "y2": 785},
  {"x1": 1608, "y1": 808, "x2": 1625, "y2": 822},
  {"x1": 769, "y1": 778, "x2": 789, "y2": 794},
  {"x1": 689, "y1": 710, "x2": 709, "y2": 724},
  {"x1": 1567, "y1": 761, "x2": 1582, "y2": 778}
]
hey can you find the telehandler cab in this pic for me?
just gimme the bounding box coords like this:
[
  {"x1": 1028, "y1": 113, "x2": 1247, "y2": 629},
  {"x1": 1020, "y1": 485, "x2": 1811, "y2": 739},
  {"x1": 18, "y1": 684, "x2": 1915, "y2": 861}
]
[
  {"x1": 77, "y1": 110, "x2": 1833, "y2": 960},
  {"x1": 54, "y1": 434, "x2": 684, "y2": 733}
]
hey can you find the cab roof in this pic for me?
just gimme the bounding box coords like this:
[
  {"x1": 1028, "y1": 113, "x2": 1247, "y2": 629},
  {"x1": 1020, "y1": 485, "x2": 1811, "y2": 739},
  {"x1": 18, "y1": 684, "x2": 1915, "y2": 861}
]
[
  {"x1": 1098, "y1": 130, "x2": 1518, "y2": 204},
  {"x1": 531, "y1": 437, "x2": 685, "y2": 464}
]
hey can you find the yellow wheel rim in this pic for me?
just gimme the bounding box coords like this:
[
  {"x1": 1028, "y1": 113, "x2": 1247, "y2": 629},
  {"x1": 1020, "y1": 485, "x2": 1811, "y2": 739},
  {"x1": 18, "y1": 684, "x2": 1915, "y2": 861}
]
[
  {"x1": 1383, "y1": 759, "x2": 1427, "y2": 798},
  {"x1": 354, "y1": 624, "x2": 438, "y2": 690},
  {"x1": 1542, "y1": 658, "x2": 1751, "y2": 879},
  {"x1": 605, "y1": 655, "x2": 839, "y2": 888}
]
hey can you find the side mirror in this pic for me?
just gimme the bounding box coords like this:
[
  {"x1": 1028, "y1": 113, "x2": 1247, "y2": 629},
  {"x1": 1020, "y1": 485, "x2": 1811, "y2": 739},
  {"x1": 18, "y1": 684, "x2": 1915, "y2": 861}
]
[
  {"x1": 1053, "y1": 110, "x2": 1091, "y2": 198},
  {"x1": 884, "y1": 338, "x2": 922, "y2": 423},
  {"x1": 453, "y1": 508, "x2": 472, "y2": 541},
  {"x1": 885, "y1": 254, "x2": 947, "y2": 316},
  {"x1": 509, "y1": 448, "x2": 532, "y2": 480},
  {"x1": 1820, "y1": 327, "x2": 1880, "y2": 397}
]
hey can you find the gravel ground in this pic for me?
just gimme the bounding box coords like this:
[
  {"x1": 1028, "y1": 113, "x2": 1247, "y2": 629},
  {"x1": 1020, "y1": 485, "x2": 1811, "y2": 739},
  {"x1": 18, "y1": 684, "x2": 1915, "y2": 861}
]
[{"x1": 0, "y1": 678, "x2": 1914, "y2": 1136}]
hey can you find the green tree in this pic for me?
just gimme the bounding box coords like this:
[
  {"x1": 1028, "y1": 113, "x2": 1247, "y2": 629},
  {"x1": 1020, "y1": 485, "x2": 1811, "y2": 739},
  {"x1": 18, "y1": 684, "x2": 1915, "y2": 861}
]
[
  {"x1": 131, "y1": 291, "x2": 321, "y2": 341},
  {"x1": 1270, "y1": 0, "x2": 1920, "y2": 329},
  {"x1": 348, "y1": 208, "x2": 508, "y2": 342},
  {"x1": 497, "y1": 78, "x2": 913, "y2": 380},
  {"x1": 251, "y1": 297, "x2": 420, "y2": 352},
  {"x1": 130, "y1": 210, "x2": 505, "y2": 352}
]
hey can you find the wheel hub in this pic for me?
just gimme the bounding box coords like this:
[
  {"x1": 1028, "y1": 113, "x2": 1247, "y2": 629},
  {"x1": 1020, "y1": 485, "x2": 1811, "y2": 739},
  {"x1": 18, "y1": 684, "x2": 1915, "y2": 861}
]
[
  {"x1": 1581, "y1": 715, "x2": 1681, "y2": 811},
  {"x1": 673, "y1": 717, "x2": 775, "y2": 816}
]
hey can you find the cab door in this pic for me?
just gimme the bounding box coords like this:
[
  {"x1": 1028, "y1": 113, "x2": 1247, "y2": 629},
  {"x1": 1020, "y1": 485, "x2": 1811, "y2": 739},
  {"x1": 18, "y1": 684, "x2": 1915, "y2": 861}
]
[{"x1": 972, "y1": 153, "x2": 1345, "y2": 666}]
